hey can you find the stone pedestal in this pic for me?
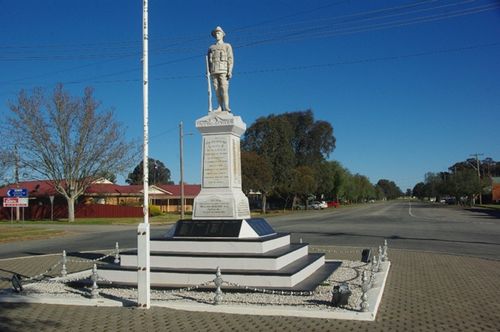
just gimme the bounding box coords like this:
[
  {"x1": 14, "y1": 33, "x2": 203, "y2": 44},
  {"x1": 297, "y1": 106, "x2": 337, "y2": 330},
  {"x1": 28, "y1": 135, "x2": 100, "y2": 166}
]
[{"x1": 192, "y1": 111, "x2": 250, "y2": 220}]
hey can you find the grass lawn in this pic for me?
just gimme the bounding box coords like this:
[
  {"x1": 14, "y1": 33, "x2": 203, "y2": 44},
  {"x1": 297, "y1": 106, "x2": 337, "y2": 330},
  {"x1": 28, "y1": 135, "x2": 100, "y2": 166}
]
[
  {"x1": 478, "y1": 204, "x2": 500, "y2": 210},
  {"x1": 0, "y1": 225, "x2": 66, "y2": 243},
  {"x1": 0, "y1": 214, "x2": 183, "y2": 225}
]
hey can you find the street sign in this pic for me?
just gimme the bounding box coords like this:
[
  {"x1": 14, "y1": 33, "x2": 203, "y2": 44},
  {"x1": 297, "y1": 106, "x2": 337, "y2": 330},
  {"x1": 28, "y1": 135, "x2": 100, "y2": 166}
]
[
  {"x1": 6, "y1": 188, "x2": 28, "y2": 198},
  {"x1": 3, "y1": 197, "x2": 29, "y2": 208}
]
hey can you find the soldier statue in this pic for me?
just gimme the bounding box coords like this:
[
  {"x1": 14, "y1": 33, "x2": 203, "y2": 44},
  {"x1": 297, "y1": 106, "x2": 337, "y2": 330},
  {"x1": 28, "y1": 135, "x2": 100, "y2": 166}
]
[{"x1": 208, "y1": 26, "x2": 233, "y2": 112}]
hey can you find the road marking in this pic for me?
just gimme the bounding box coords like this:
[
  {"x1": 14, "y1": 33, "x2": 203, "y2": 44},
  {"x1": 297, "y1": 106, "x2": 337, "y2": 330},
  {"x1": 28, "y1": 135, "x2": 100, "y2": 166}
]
[{"x1": 408, "y1": 201, "x2": 416, "y2": 217}]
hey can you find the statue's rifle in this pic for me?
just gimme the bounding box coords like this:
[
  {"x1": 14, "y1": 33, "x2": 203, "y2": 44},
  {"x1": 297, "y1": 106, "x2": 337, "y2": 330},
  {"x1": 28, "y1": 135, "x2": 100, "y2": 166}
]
[{"x1": 205, "y1": 55, "x2": 212, "y2": 113}]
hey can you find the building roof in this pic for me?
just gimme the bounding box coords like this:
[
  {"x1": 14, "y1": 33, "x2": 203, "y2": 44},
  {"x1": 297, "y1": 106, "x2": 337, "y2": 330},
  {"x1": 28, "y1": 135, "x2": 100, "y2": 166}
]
[
  {"x1": 0, "y1": 180, "x2": 58, "y2": 197},
  {"x1": 0, "y1": 180, "x2": 201, "y2": 198}
]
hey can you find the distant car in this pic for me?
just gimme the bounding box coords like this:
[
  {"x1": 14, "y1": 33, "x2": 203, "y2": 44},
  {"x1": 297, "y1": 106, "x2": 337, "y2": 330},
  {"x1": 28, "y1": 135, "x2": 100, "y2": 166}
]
[
  {"x1": 327, "y1": 201, "x2": 340, "y2": 208},
  {"x1": 309, "y1": 202, "x2": 321, "y2": 210},
  {"x1": 310, "y1": 201, "x2": 327, "y2": 210}
]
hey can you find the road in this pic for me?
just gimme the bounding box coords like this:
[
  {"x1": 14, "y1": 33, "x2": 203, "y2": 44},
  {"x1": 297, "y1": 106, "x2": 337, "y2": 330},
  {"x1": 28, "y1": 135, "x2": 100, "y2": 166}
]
[
  {"x1": 269, "y1": 200, "x2": 500, "y2": 260},
  {"x1": 0, "y1": 201, "x2": 498, "y2": 260}
]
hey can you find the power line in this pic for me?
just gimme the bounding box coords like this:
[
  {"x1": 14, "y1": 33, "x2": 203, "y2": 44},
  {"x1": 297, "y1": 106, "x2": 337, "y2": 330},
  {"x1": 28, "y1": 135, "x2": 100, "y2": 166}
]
[
  {"x1": 1, "y1": 0, "x2": 498, "y2": 88},
  {"x1": 7, "y1": 40, "x2": 497, "y2": 88},
  {"x1": 0, "y1": 1, "x2": 493, "y2": 60},
  {"x1": 236, "y1": 2, "x2": 500, "y2": 48}
]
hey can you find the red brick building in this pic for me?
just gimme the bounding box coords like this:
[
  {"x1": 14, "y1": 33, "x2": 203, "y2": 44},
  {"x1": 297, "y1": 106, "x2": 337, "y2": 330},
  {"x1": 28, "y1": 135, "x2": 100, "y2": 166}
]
[{"x1": 0, "y1": 179, "x2": 200, "y2": 219}]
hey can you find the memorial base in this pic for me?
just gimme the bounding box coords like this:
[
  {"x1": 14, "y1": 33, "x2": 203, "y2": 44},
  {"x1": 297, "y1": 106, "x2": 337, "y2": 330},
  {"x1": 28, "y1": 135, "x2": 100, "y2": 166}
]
[
  {"x1": 192, "y1": 189, "x2": 250, "y2": 220},
  {"x1": 167, "y1": 218, "x2": 276, "y2": 239},
  {"x1": 98, "y1": 219, "x2": 329, "y2": 289}
]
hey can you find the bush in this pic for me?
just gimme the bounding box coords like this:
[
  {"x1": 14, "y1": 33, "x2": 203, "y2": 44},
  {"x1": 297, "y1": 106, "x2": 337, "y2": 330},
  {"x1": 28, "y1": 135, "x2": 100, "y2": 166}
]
[{"x1": 149, "y1": 205, "x2": 163, "y2": 216}]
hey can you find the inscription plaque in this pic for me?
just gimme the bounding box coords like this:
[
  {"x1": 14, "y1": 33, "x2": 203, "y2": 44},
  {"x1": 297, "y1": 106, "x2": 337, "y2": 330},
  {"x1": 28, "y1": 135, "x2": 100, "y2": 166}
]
[
  {"x1": 232, "y1": 138, "x2": 242, "y2": 186},
  {"x1": 196, "y1": 197, "x2": 233, "y2": 217},
  {"x1": 203, "y1": 136, "x2": 229, "y2": 187},
  {"x1": 174, "y1": 220, "x2": 242, "y2": 237}
]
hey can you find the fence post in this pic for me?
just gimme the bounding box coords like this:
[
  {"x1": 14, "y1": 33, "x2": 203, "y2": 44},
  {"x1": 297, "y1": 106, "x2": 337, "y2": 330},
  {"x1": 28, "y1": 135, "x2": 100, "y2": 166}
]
[
  {"x1": 371, "y1": 255, "x2": 378, "y2": 273},
  {"x1": 382, "y1": 239, "x2": 388, "y2": 262},
  {"x1": 61, "y1": 250, "x2": 67, "y2": 277},
  {"x1": 114, "y1": 242, "x2": 120, "y2": 264},
  {"x1": 91, "y1": 264, "x2": 99, "y2": 299},
  {"x1": 360, "y1": 270, "x2": 370, "y2": 312},
  {"x1": 214, "y1": 266, "x2": 223, "y2": 305}
]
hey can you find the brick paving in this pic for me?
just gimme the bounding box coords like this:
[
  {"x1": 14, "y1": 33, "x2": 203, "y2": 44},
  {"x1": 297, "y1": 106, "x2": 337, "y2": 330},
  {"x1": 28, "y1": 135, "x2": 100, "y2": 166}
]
[{"x1": 1, "y1": 248, "x2": 499, "y2": 331}]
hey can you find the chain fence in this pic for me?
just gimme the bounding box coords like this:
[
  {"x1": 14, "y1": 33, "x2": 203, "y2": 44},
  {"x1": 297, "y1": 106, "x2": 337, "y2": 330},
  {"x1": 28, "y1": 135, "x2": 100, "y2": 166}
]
[{"x1": 1, "y1": 239, "x2": 390, "y2": 310}]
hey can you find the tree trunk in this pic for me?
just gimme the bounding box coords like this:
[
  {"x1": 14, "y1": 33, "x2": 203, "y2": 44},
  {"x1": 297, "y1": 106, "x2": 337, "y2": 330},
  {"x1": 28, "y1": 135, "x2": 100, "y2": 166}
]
[
  {"x1": 261, "y1": 194, "x2": 267, "y2": 214},
  {"x1": 67, "y1": 196, "x2": 76, "y2": 222}
]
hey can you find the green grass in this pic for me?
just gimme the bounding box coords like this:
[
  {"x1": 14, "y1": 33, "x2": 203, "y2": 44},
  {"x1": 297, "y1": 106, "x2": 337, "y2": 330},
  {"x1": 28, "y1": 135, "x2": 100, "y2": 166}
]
[
  {"x1": 477, "y1": 204, "x2": 500, "y2": 210},
  {"x1": 0, "y1": 214, "x2": 183, "y2": 225},
  {"x1": 0, "y1": 226, "x2": 66, "y2": 243}
]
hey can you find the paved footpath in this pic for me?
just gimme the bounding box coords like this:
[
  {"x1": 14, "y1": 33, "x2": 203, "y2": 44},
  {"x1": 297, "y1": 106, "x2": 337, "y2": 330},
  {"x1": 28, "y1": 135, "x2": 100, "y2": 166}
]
[{"x1": 1, "y1": 247, "x2": 499, "y2": 332}]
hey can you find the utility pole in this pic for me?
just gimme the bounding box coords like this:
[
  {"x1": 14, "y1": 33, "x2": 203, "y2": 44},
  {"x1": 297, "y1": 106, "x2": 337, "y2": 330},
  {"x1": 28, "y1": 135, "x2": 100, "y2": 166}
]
[
  {"x1": 14, "y1": 145, "x2": 20, "y2": 221},
  {"x1": 470, "y1": 153, "x2": 484, "y2": 205},
  {"x1": 179, "y1": 121, "x2": 185, "y2": 219}
]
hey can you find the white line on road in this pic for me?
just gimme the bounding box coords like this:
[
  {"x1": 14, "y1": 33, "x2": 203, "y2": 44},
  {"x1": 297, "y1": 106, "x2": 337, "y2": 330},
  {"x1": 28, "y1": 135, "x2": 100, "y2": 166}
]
[{"x1": 408, "y1": 200, "x2": 416, "y2": 217}]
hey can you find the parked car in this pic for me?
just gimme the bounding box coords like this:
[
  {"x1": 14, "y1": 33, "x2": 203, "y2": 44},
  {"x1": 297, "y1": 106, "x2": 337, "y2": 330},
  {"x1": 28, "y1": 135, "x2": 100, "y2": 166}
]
[
  {"x1": 310, "y1": 201, "x2": 327, "y2": 210},
  {"x1": 327, "y1": 201, "x2": 340, "y2": 208}
]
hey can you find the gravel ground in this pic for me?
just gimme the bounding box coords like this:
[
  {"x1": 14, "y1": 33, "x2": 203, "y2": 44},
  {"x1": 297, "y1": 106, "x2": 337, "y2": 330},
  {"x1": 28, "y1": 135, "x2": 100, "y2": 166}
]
[{"x1": 2, "y1": 260, "x2": 371, "y2": 312}]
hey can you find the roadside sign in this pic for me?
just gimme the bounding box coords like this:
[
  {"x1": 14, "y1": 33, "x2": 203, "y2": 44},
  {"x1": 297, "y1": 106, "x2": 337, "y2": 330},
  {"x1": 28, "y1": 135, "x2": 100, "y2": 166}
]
[
  {"x1": 7, "y1": 188, "x2": 28, "y2": 198},
  {"x1": 3, "y1": 197, "x2": 29, "y2": 207}
]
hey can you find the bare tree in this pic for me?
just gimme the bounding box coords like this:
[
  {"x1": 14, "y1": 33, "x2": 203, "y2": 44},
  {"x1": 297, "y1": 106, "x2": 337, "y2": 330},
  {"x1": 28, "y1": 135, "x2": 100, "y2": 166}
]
[
  {"x1": 0, "y1": 150, "x2": 15, "y2": 186},
  {"x1": 7, "y1": 84, "x2": 137, "y2": 221}
]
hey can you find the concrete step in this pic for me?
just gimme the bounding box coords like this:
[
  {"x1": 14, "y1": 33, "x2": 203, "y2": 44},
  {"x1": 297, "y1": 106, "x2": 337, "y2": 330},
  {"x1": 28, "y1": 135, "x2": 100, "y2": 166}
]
[
  {"x1": 98, "y1": 253, "x2": 325, "y2": 289},
  {"x1": 119, "y1": 243, "x2": 309, "y2": 270},
  {"x1": 150, "y1": 233, "x2": 291, "y2": 254}
]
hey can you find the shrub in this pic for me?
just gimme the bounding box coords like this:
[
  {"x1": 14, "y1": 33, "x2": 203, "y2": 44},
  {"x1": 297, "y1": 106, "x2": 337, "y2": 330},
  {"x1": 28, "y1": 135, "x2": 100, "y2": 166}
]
[{"x1": 149, "y1": 205, "x2": 163, "y2": 216}]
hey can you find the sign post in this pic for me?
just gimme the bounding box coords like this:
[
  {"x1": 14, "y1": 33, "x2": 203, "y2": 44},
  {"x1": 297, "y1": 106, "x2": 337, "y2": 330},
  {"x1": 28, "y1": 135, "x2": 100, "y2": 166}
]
[
  {"x1": 7, "y1": 188, "x2": 28, "y2": 197},
  {"x1": 49, "y1": 195, "x2": 55, "y2": 221},
  {"x1": 7, "y1": 188, "x2": 28, "y2": 222},
  {"x1": 3, "y1": 197, "x2": 29, "y2": 208}
]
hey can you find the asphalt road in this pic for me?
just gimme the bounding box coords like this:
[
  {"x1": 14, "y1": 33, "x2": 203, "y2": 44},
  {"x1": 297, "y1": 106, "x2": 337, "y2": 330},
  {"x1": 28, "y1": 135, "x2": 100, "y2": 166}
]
[
  {"x1": 1, "y1": 200, "x2": 499, "y2": 260},
  {"x1": 268, "y1": 200, "x2": 500, "y2": 260}
]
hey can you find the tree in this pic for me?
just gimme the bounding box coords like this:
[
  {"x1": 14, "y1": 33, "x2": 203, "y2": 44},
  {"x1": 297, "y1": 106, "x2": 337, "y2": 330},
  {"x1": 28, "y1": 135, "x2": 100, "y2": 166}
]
[
  {"x1": 280, "y1": 110, "x2": 336, "y2": 167},
  {"x1": 376, "y1": 179, "x2": 403, "y2": 200},
  {"x1": 289, "y1": 166, "x2": 317, "y2": 208},
  {"x1": 126, "y1": 158, "x2": 172, "y2": 185},
  {"x1": 241, "y1": 151, "x2": 273, "y2": 213},
  {"x1": 6, "y1": 85, "x2": 136, "y2": 221},
  {"x1": 481, "y1": 157, "x2": 497, "y2": 177},
  {"x1": 242, "y1": 110, "x2": 336, "y2": 207},
  {"x1": 449, "y1": 169, "x2": 484, "y2": 205},
  {"x1": 353, "y1": 174, "x2": 375, "y2": 203},
  {"x1": 0, "y1": 149, "x2": 14, "y2": 185},
  {"x1": 313, "y1": 161, "x2": 336, "y2": 199},
  {"x1": 329, "y1": 161, "x2": 349, "y2": 201},
  {"x1": 243, "y1": 115, "x2": 296, "y2": 198},
  {"x1": 412, "y1": 182, "x2": 426, "y2": 199}
]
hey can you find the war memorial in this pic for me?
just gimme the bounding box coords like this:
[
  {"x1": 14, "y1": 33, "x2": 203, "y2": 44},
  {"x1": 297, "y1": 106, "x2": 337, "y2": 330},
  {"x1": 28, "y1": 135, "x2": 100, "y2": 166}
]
[{"x1": 0, "y1": 27, "x2": 391, "y2": 321}]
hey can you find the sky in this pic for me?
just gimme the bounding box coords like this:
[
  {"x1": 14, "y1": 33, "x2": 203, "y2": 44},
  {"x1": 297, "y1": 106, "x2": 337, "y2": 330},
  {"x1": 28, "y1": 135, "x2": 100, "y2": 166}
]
[{"x1": 1, "y1": 0, "x2": 499, "y2": 191}]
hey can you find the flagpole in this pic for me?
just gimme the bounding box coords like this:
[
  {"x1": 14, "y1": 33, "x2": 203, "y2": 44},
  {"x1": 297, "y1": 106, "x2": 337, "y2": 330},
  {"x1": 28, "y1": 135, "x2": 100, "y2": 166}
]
[{"x1": 138, "y1": 0, "x2": 151, "y2": 309}]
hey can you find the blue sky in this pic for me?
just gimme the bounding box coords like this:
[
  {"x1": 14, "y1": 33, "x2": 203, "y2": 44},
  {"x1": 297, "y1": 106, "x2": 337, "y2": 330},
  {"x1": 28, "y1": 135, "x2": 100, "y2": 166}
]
[{"x1": 1, "y1": 0, "x2": 499, "y2": 191}]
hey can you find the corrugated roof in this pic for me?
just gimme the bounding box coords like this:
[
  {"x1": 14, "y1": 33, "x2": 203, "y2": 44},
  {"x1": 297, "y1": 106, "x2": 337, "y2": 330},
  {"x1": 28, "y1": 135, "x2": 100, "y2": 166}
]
[
  {"x1": 0, "y1": 180, "x2": 201, "y2": 198},
  {"x1": 0, "y1": 180, "x2": 58, "y2": 197}
]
